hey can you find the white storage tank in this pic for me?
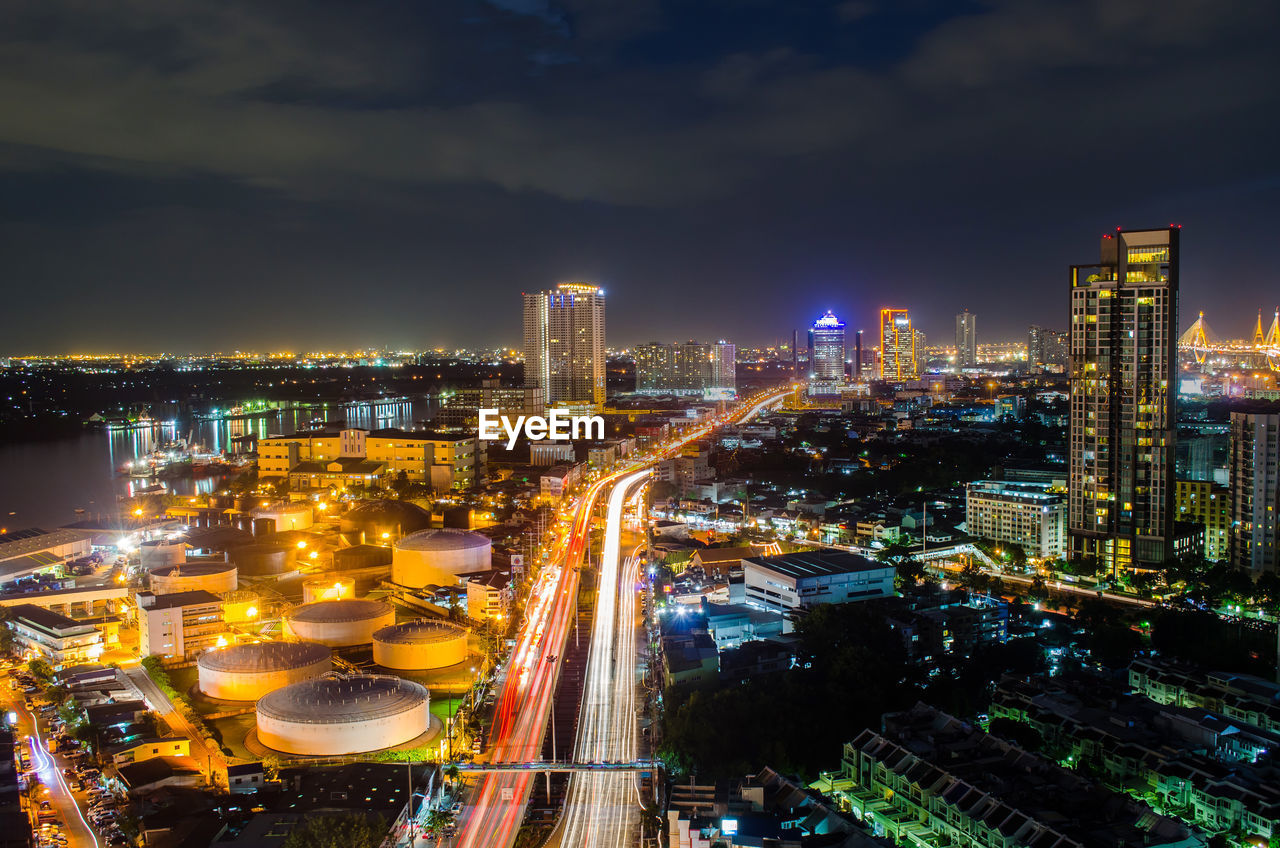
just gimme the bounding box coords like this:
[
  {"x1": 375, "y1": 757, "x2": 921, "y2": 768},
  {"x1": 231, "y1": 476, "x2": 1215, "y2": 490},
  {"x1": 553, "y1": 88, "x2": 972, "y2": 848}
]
[
  {"x1": 255, "y1": 673, "x2": 430, "y2": 755},
  {"x1": 302, "y1": 577, "x2": 356, "y2": 604},
  {"x1": 197, "y1": 641, "x2": 332, "y2": 701},
  {"x1": 282, "y1": 599, "x2": 395, "y2": 647},
  {"x1": 373, "y1": 620, "x2": 469, "y2": 671},
  {"x1": 140, "y1": 539, "x2": 187, "y2": 570},
  {"x1": 149, "y1": 562, "x2": 238, "y2": 596},
  {"x1": 252, "y1": 502, "x2": 314, "y2": 532},
  {"x1": 391, "y1": 529, "x2": 491, "y2": 588}
]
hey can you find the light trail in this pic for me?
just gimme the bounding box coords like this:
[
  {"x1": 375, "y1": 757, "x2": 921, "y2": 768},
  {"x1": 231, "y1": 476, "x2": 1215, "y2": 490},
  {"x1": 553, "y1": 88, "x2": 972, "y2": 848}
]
[
  {"x1": 558, "y1": 471, "x2": 648, "y2": 847},
  {"x1": 22, "y1": 703, "x2": 99, "y2": 848},
  {"x1": 452, "y1": 387, "x2": 791, "y2": 848}
]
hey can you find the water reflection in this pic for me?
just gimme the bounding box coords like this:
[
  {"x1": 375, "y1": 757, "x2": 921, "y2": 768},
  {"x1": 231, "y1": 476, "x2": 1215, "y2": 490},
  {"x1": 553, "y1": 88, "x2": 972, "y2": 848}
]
[{"x1": 0, "y1": 398, "x2": 434, "y2": 529}]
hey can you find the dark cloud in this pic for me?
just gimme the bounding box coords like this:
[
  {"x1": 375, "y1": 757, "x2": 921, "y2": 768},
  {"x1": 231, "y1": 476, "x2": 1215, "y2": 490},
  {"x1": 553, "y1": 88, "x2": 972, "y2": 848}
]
[{"x1": 0, "y1": 0, "x2": 1277, "y2": 351}]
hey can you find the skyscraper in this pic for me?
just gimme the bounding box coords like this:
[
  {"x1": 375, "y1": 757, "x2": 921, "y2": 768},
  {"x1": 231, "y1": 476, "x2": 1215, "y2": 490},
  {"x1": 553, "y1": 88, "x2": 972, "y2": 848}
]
[
  {"x1": 1028, "y1": 325, "x2": 1069, "y2": 370},
  {"x1": 1229, "y1": 410, "x2": 1280, "y2": 575},
  {"x1": 879, "y1": 309, "x2": 918, "y2": 380},
  {"x1": 808, "y1": 310, "x2": 845, "y2": 394},
  {"x1": 854, "y1": 330, "x2": 864, "y2": 381},
  {"x1": 1068, "y1": 227, "x2": 1179, "y2": 574},
  {"x1": 955, "y1": 310, "x2": 977, "y2": 368},
  {"x1": 523, "y1": 282, "x2": 606, "y2": 408},
  {"x1": 634, "y1": 340, "x2": 735, "y2": 397}
]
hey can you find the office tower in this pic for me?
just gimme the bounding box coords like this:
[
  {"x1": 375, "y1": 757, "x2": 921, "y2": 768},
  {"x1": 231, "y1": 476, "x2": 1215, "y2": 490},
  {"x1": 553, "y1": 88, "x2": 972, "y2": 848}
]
[
  {"x1": 808, "y1": 311, "x2": 846, "y2": 394},
  {"x1": 1229, "y1": 411, "x2": 1280, "y2": 575},
  {"x1": 523, "y1": 282, "x2": 606, "y2": 408},
  {"x1": 634, "y1": 340, "x2": 735, "y2": 397},
  {"x1": 914, "y1": 330, "x2": 927, "y2": 368},
  {"x1": 854, "y1": 330, "x2": 864, "y2": 380},
  {"x1": 792, "y1": 329, "x2": 802, "y2": 379},
  {"x1": 1068, "y1": 227, "x2": 1179, "y2": 574},
  {"x1": 879, "y1": 309, "x2": 918, "y2": 380},
  {"x1": 956, "y1": 310, "x2": 977, "y2": 368}
]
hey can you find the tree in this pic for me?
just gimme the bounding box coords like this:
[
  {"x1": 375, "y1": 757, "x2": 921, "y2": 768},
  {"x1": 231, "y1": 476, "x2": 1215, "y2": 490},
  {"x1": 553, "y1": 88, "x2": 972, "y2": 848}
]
[
  {"x1": 876, "y1": 541, "x2": 924, "y2": 588},
  {"x1": 27, "y1": 658, "x2": 54, "y2": 682},
  {"x1": 281, "y1": 813, "x2": 387, "y2": 848}
]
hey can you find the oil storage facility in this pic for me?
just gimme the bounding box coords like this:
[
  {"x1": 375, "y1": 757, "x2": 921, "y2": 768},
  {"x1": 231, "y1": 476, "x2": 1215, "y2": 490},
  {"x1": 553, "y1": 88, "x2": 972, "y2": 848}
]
[
  {"x1": 391, "y1": 529, "x2": 491, "y2": 588},
  {"x1": 282, "y1": 598, "x2": 395, "y2": 647},
  {"x1": 372, "y1": 620, "x2": 468, "y2": 670},
  {"x1": 255, "y1": 673, "x2": 430, "y2": 755},
  {"x1": 197, "y1": 641, "x2": 332, "y2": 701}
]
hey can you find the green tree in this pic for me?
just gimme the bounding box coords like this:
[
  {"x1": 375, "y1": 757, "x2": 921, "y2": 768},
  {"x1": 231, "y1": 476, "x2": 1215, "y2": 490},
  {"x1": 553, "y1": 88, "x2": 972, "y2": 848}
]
[
  {"x1": 281, "y1": 813, "x2": 387, "y2": 848},
  {"x1": 876, "y1": 541, "x2": 924, "y2": 588},
  {"x1": 27, "y1": 658, "x2": 54, "y2": 682}
]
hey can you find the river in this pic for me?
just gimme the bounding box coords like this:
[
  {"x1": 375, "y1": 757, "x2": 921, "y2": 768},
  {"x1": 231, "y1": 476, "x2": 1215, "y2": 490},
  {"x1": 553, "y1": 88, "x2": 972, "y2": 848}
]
[{"x1": 0, "y1": 398, "x2": 434, "y2": 531}]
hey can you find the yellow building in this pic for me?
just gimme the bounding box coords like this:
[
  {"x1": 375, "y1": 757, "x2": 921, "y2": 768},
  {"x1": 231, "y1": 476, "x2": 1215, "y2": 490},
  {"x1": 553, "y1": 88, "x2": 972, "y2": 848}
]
[
  {"x1": 1176, "y1": 480, "x2": 1230, "y2": 562},
  {"x1": 258, "y1": 427, "x2": 483, "y2": 492},
  {"x1": 879, "y1": 308, "x2": 918, "y2": 380}
]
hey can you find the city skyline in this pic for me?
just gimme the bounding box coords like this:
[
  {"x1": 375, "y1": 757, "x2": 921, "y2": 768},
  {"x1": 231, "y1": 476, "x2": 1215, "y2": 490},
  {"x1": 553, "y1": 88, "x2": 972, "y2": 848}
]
[{"x1": 1, "y1": 2, "x2": 1277, "y2": 352}]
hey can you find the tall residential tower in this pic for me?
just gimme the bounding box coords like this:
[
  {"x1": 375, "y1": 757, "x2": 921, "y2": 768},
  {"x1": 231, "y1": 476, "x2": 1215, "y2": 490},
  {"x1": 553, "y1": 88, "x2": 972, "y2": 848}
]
[
  {"x1": 955, "y1": 310, "x2": 977, "y2": 368},
  {"x1": 523, "y1": 282, "x2": 606, "y2": 408},
  {"x1": 1067, "y1": 227, "x2": 1179, "y2": 574}
]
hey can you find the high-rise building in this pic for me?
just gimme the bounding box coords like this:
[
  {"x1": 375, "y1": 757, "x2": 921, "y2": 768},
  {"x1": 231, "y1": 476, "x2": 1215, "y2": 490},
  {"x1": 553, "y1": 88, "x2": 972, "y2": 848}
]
[
  {"x1": 523, "y1": 282, "x2": 606, "y2": 408},
  {"x1": 854, "y1": 330, "x2": 864, "y2": 380},
  {"x1": 1068, "y1": 227, "x2": 1179, "y2": 574},
  {"x1": 955, "y1": 310, "x2": 977, "y2": 368},
  {"x1": 879, "y1": 309, "x2": 918, "y2": 381},
  {"x1": 1176, "y1": 479, "x2": 1230, "y2": 563},
  {"x1": 1028, "y1": 325, "x2": 1069, "y2": 370},
  {"x1": 808, "y1": 311, "x2": 846, "y2": 394},
  {"x1": 1229, "y1": 410, "x2": 1280, "y2": 575},
  {"x1": 634, "y1": 340, "x2": 735, "y2": 397}
]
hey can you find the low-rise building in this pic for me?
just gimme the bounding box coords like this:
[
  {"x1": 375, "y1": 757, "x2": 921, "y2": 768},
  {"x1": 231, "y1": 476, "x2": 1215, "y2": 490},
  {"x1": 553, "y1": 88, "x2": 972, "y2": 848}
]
[
  {"x1": 136, "y1": 589, "x2": 225, "y2": 660},
  {"x1": 964, "y1": 480, "x2": 1065, "y2": 560},
  {"x1": 110, "y1": 736, "x2": 191, "y2": 766},
  {"x1": 661, "y1": 631, "x2": 718, "y2": 687},
  {"x1": 464, "y1": 569, "x2": 514, "y2": 621},
  {"x1": 5, "y1": 604, "x2": 103, "y2": 669},
  {"x1": 540, "y1": 464, "x2": 583, "y2": 499},
  {"x1": 741, "y1": 550, "x2": 893, "y2": 612},
  {"x1": 259, "y1": 427, "x2": 482, "y2": 493}
]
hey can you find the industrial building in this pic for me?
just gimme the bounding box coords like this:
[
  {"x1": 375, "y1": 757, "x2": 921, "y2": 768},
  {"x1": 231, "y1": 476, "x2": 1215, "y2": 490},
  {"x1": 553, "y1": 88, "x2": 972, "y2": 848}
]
[
  {"x1": 136, "y1": 590, "x2": 225, "y2": 660},
  {"x1": 741, "y1": 550, "x2": 894, "y2": 612},
  {"x1": 391, "y1": 529, "x2": 492, "y2": 589},
  {"x1": 964, "y1": 480, "x2": 1066, "y2": 560},
  {"x1": 255, "y1": 673, "x2": 430, "y2": 755},
  {"x1": 372, "y1": 620, "x2": 469, "y2": 670},
  {"x1": 197, "y1": 641, "x2": 333, "y2": 701},
  {"x1": 0, "y1": 527, "x2": 94, "y2": 582},
  {"x1": 283, "y1": 598, "x2": 395, "y2": 647},
  {"x1": 149, "y1": 562, "x2": 238, "y2": 596},
  {"x1": 258, "y1": 426, "x2": 483, "y2": 492},
  {"x1": 4, "y1": 604, "x2": 103, "y2": 669}
]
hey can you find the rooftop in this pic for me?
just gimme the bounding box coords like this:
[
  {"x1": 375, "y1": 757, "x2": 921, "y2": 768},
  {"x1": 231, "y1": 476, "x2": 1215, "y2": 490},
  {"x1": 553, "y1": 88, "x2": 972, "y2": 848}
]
[
  {"x1": 7, "y1": 603, "x2": 97, "y2": 635},
  {"x1": 743, "y1": 550, "x2": 888, "y2": 579},
  {"x1": 139, "y1": 589, "x2": 223, "y2": 611}
]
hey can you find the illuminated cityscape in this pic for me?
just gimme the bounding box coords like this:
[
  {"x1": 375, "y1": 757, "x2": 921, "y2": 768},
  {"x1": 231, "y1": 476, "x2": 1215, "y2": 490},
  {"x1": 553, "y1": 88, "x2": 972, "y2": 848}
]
[{"x1": 2, "y1": 5, "x2": 1280, "y2": 848}]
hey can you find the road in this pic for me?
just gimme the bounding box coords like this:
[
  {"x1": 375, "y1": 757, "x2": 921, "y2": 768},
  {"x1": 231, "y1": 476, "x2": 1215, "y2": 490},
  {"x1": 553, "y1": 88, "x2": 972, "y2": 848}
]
[
  {"x1": 451, "y1": 387, "x2": 791, "y2": 848},
  {"x1": 555, "y1": 471, "x2": 648, "y2": 847},
  {"x1": 122, "y1": 666, "x2": 224, "y2": 784},
  {"x1": 1, "y1": 687, "x2": 99, "y2": 848}
]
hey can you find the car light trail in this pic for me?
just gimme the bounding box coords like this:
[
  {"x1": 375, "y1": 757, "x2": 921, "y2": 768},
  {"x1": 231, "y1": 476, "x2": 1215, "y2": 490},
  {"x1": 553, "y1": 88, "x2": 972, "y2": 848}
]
[{"x1": 453, "y1": 388, "x2": 790, "y2": 848}]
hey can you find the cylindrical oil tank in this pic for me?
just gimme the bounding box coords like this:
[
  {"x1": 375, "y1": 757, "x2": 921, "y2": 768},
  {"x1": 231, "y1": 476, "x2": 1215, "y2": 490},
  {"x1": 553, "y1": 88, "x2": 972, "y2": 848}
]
[
  {"x1": 235, "y1": 496, "x2": 255, "y2": 513},
  {"x1": 373, "y1": 620, "x2": 468, "y2": 670},
  {"x1": 302, "y1": 577, "x2": 356, "y2": 604},
  {"x1": 391, "y1": 529, "x2": 491, "y2": 588},
  {"x1": 340, "y1": 500, "x2": 433, "y2": 541},
  {"x1": 139, "y1": 539, "x2": 187, "y2": 570},
  {"x1": 149, "y1": 562, "x2": 238, "y2": 595},
  {"x1": 252, "y1": 517, "x2": 276, "y2": 537},
  {"x1": 333, "y1": 545, "x2": 393, "y2": 571},
  {"x1": 283, "y1": 599, "x2": 395, "y2": 647},
  {"x1": 252, "y1": 503, "x2": 313, "y2": 532},
  {"x1": 210, "y1": 494, "x2": 235, "y2": 510},
  {"x1": 231, "y1": 543, "x2": 292, "y2": 576},
  {"x1": 197, "y1": 641, "x2": 332, "y2": 701},
  {"x1": 255, "y1": 673, "x2": 429, "y2": 755}
]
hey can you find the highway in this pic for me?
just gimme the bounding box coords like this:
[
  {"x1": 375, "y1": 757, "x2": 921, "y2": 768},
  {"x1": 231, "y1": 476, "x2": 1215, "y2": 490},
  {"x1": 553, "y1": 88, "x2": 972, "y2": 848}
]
[
  {"x1": 556, "y1": 471, "x2": 648, "y2": 847},
  {"x1": 452, "y1": 387, "x2": 791, "y2": 848}
]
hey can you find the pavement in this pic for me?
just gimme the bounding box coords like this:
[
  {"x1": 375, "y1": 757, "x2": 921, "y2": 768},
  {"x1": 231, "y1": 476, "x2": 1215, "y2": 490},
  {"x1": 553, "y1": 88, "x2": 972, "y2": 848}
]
[{"x1": 121, "y1": 667, "x2": 223, "y2": 784}]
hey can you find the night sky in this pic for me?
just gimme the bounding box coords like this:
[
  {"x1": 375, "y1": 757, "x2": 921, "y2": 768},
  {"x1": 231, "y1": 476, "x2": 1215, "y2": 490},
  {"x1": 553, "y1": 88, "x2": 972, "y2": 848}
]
[{"x1": 1, "y1": 0, "x2": 1277, "y2": 353}]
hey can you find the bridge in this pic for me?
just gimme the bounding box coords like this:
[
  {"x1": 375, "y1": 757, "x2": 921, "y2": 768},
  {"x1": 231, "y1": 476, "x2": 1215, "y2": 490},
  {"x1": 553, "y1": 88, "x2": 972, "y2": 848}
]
[
  {"x1": 1180, "y1": 309, "x2": 1280, "y2": 371},
  {"x1": 451, "y1": 760, "x2": 659, "y2": 774}
]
